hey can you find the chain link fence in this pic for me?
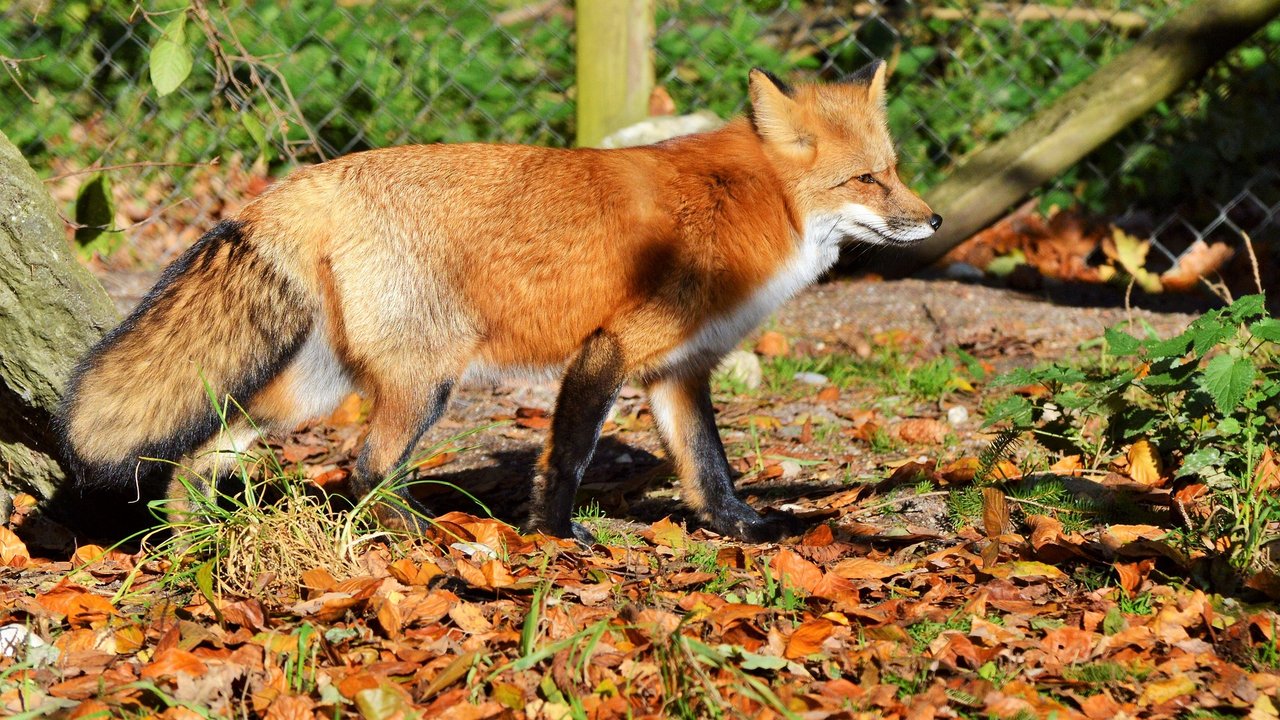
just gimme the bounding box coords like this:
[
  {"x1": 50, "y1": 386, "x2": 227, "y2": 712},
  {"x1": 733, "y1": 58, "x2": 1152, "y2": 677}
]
[{"x1": 3, "y1": 1, "x2": 1277, "y2": 286}]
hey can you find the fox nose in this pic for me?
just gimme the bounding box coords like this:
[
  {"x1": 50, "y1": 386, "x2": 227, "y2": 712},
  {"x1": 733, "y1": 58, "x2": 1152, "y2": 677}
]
[{"x1": 928, "y1": 213, "x2": 943, "y2": 231}]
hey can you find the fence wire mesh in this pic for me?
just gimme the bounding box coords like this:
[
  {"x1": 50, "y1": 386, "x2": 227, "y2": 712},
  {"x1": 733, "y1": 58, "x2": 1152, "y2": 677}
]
[{"x1": 2, "y1": 1, "x2": 1276, "y2": 285}]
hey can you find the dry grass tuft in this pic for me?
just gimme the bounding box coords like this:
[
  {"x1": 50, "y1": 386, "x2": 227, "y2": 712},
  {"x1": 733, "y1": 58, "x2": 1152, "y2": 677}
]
[{"x1": 215, "y1": 481, "x2": 370, "y2": 597}]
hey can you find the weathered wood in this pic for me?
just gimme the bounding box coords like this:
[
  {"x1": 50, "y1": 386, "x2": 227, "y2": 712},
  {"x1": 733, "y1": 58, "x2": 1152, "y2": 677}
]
[
  {"x1": 575, "y1": 0, "x2": 654, "y2": 147},
  {"x1": 890, "y1": 0, "x2": 1280, "y2": 271},
  {"x1": 0, "y1": 130, "x2": 117, "y2": 517}
]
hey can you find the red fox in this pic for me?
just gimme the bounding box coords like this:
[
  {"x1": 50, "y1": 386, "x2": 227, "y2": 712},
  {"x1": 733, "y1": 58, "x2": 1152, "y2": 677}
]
[{"x1": 59, "y1": 61, "x2": 940, "y2": 543}]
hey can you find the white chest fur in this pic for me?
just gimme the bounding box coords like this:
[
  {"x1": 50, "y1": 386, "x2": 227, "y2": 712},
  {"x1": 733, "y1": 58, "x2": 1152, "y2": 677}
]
[{"x1": 659, "y1": 214, "x2": 843, "y2": 373}]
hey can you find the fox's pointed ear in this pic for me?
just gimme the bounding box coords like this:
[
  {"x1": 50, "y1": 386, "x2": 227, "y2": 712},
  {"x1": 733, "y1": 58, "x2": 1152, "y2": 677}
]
[
  {"x1": 849, "y1": 59, "x2": 888, "y2": 107},
  {"x1": 748, "y1": 68, "x2": 813, "y2": 155}
]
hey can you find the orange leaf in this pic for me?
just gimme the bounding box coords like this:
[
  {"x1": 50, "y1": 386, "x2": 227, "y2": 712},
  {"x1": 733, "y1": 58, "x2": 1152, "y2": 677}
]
[
  {"x1": 830, "y1": 557, "x2": 901, "y2": 581},
  {"x1": 938, "y1": 457, "x2": 980, "y2": 484},
  {"x1": 71, "y1": 545, "x2": 107, "y2": 567},
  {"x1": 265, "y1": 694, "x2": 318, "y2": 720},
  {"x1": 112, "y1": 623, "x2": 146, "y2": 655},
  {"x1": 811, "y1": 573, "x2": 859, "y2": 604},
  {"x1": 1049, "y1": 455, "x2": 1084, "y2": 476},
  {"x1": 800, "y1": 524, "x2": 834, "y2": 547},
  {"x1": 326, "y1": 392, "x2": 364, "y2": 426},
  {"x1": 375, "y1": 594, "x2": 403, "y2": 639},
  {"x1": 1114, "y1": 558, "x2": 1155, "y2": 596},
  {"x1": 1160, "y1": 239, "x2": 1234, "y2": 292},
  {"x1": 754, "y1": 331, "x2": 789, "y2": 357},
  {"x1": 481, "y1": 559, "x2": 517, "y2": 589},
  {"x1": 387, "y1": 558, "x2": 441, "y2": 586},
  {"x1": 651, "y1": 517, "x2": 687, "y2": 549},
  {"x1": 770, "y1": 549, "x2": 822, "y2": 594},
  {"x1": 68, "y1": 700, "x2": 114, "y2": 718},
  {"x1": 894, "y1": 418, "x2": 949, "y2": 445},
  {"x1": 1256, "y1": 447, "x2": 1280, "y2": 492},
  {"x1": 1026, "y1": 514, "x2": 1064, "y2": 549},
  {"x1": 300, "y1": 567, "x2": 337, "y2": 596},
  {"x1": 785, "y1": 619, "x2": 834, "y2": 659},
  {"x1": 66, "y1": 593, "x2": 116, "y2": 628},
  {"x1": 982, "y1": 488, "x2": 1009, "y2": 539},
  {"x1": 142, "y1": 648, "x2": 208, "y2": 679},
  {"x1": 514, "y1": 407, "x2": 551, "y2": 429},
  {"x1": 1127, "y1": 439, "x2": 1164, "y2": 486},
  {"x1": 448, "y1": 603, "x2": 493, "y2": 634},
  {"x1": 337, "y1": 671, "x2": 381, "y2": 700},
  {"x1": 1078, "y1": 692, "x2": 1122, "y2": 720},
  {"x1": 0, "y1": 526, "x2": 30, "y2": 566},
  {"x1": 402, "y1": 590, "x2": 456, "y2": 627},
  {"x1": 1100, "y1": 524, "x2": 1166, "y2": 551}
]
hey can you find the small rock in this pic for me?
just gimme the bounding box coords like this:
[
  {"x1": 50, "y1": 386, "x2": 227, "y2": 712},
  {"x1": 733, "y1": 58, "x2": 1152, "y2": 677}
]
[
  {"x1": 600, "y1": 111, "x2": 725, "y2": 148},
  {"x1": 944, "y1": 262, "x2": 986, "y2": 282},
  {"x1": 946, "y1": 405, "x2": 969, "y2": 427},
  {"x1": 754, "y1": 331, "x2": 790, "y2": 357},
  {"x1": 615, "y1": 453, "x2": 633, "y2": 464},
  {"x1": 779, "y1": 460, "x2": 802, "y2": 479},
  {"x1": 793, "y1": 371, "x2": 829, "y2": 386},
  {"x1": 715, "y1": 350, "x2": 762, "y2": 390}
]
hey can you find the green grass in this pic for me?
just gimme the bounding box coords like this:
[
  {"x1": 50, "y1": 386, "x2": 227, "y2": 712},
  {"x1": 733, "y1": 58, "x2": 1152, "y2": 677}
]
[
  {"x1": 906, "y1": 614, "x2": 971, "y2": 653},
  {"x1": 1062, "y1": 660, "x2": 1150, "y2": 685},
  {"x1": 575, "y1": 501, "x2": 643, "y2": 547}
]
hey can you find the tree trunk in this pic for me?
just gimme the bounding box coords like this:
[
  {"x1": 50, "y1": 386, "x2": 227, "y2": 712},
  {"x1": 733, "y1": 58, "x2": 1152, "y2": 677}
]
[
  {"x1": 884, "y1": 0, "x2": 1280, "y2": 272},
  {"x1": 575, "y1": 0, "x2": 654, "y2": 147},
  {"x1": 0, "y1": 130, "x2": 117, "y2": 519}
]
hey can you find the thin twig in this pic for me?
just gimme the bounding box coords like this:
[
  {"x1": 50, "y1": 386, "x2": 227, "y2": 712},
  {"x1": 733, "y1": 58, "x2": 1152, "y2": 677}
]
[
  {"x1": 57, "y1": 197, "x2": 188, "y2": 233},
  {"x1": 1241, "y1": 231, "x2": 1264, "y2": 296},
  {"x1": 45, "y1": 159, "x2": 220, "y2": 182},
  {"x1": 495, "y1": 0, "x2": 565, "y2": 26},
  {"x1": 205, "y1": 0, "x2": 324, "y2": 161},
  {"x1": 0, "y1": 54, "x2": 43, "y2": 103},
  {"x1": 1123, "y1": 276, "x2": 1135, "y2": 328}
]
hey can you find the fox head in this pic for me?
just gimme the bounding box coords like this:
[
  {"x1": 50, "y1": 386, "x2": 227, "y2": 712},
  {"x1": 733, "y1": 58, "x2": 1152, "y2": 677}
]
[{"x1": 748, "y1": 61, "x2": 941, "y2": 246}]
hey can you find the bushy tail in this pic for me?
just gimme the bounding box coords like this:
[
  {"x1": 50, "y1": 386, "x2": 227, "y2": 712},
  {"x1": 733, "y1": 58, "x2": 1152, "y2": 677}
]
[{"x1": 59, "y1": 219, "x2": 316, "y2": 489}]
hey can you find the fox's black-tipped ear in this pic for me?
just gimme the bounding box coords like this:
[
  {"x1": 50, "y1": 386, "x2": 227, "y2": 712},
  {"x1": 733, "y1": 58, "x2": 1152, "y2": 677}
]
[
  {"x1": 849, "y1": 59, "x2": 888, "y2": 107},
  {"x1": 750, "y1": 67, "x2": 793, "y2": 97},
  {"x1": 748, "y1": 68, "x2": 812, "y2": 156}
]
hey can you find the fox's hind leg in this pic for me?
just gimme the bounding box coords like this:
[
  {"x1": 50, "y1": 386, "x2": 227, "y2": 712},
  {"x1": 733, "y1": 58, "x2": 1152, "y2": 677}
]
[
  {"x1": 159, "y1": 420, "x2": 263, "y2": 539},
  {"x1": 647, "y1": 370, "x2": 799, "y2": 542},
  {"x1": 527, "y1": 331, "x2": 626, "y2": 542},
  {"x1": 351, "y1": 374, "x2": 456, "y2": 533}
]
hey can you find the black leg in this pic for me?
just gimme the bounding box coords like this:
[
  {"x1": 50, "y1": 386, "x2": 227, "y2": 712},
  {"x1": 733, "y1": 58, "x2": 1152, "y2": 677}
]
[
  {"x1": 648, "y1": 372, "x2": 800, "y2": 542},
  {"x1": 528, "y1": 331, "x2": 625, "y2": 542}
]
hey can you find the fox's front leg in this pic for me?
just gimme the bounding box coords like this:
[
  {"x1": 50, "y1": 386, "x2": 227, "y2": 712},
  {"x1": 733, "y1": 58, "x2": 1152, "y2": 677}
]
[
  {"x1": 647, "y1": 371, "x2": 799, "y2": 542},
  {"x1": 527, "y1": 331, "x2": 626, "y2": 542}
]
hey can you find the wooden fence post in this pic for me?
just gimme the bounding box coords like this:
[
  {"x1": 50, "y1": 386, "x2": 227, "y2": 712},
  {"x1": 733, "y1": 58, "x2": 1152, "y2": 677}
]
[{"x1": 575, "y1": 0, "x2": 654, "y2": 147}]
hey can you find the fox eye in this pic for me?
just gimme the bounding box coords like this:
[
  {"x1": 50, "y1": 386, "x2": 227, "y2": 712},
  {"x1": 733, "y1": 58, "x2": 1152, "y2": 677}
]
[{"x1": 857, "y1": 174, "x2": 877, "y2": 184}]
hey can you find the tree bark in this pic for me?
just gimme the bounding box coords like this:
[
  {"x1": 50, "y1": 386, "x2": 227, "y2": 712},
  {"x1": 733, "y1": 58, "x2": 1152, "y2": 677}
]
[
  {"x1": 575, "y1": 0, "x2": 654, "y2": 147},
  {"x1": 886, "y1": 0, "x2": 1280, "y2": 272},
  {"x1": 0, "y1": 130, "x2": 117, "y2": 519}
]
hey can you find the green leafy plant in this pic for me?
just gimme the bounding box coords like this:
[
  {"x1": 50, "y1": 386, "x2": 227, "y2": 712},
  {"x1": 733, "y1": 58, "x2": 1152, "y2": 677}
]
[{"x1": 987, "y1": 294, "x2": 1280, "y2": 579}]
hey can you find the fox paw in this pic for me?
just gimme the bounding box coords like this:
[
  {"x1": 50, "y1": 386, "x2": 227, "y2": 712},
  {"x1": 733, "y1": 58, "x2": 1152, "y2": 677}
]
[
  {"x1": 524, "y1": 519, "x2": 598, "y2": 547},
  {"x1": 705, "y1": 502, "x2": 803, "y2": 543}
]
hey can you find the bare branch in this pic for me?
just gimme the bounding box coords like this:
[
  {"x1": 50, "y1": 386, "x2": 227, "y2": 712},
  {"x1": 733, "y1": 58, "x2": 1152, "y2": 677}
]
[{"x1": 44, "y1": 159, "x2": 221, "y2": 183}]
